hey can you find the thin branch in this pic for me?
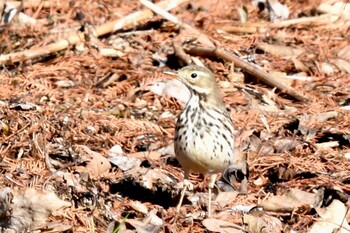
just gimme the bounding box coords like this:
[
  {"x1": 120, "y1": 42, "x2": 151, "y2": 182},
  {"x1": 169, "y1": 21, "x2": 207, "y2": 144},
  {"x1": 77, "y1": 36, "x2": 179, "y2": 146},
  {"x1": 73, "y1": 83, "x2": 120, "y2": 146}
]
[{"x1": 140, "y1": 0, "x2": 215, "y2": 48}]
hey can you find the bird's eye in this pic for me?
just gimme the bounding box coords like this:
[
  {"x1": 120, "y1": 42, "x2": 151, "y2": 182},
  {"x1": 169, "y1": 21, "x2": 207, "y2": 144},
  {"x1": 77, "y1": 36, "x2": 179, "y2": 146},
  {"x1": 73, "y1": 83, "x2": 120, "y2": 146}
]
[{"x1": 191, "y1": 73, "x2": 197, "y2": 78}]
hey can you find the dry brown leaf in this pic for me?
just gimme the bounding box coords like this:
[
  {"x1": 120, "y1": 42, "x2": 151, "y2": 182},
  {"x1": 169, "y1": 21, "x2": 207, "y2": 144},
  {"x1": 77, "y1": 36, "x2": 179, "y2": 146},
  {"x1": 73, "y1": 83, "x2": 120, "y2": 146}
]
[
  {"x1": 141, "y1": 168, "x2": 175, "y2": 189},
  {"x1": 62, "y1": 172, "x2": 86, "y2": 192},
  {"x1": 257, "y1": 43, "x2": 305, "y2": 57},
  {"x1": 292, "y1": 57, "x2": 311, "y2": 73},
  {"x1": 310, "y1": 200, "x2": 350, "y2": 233},
  {"x1": 160, "y1": 142, "x2": 176, "y2": 157},
  {"x1": 142, "y1": 210, "x2": 163, "y2": 226},
  {"x1": 317, "y1": 111, "x2": 338, "y2": 122},
  {"x1": 33, "y1": 222, "x2": 72, "y2": 232},
  {"x1": 215, "y1": 191, "x2": 239, "y2": 207},
  {"x1": 127, "y1": 151, "x2": 162, "y2": 160},
  {"x1": 0, "y1": 188, "x2": 71, "y2": 232},
  {"x1": 273, "y1": 138, "x2": 301, "y2": 153},
  {"x1": 125, "y1": 218, "x2": 162, "y2": 233},
  {"x1": 202, "y1": 218, "x2": 243, "y2": 233},
  {"x1": 74, "y1": 145, "x2": 111, "y2": 177},
  {"x1": 260, "y1": 188, "x2": 315, "y2": 212},
  {"x1": 130, "y1": 201, "x2": 149, "y2": 215}
]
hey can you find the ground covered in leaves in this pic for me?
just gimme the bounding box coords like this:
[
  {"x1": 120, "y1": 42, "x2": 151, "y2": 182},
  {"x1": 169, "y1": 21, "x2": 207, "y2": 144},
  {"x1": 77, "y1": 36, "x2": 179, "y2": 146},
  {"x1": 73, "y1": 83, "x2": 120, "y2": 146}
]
[{"x1": 0, "y1": 0, "x2": 350, "y2": 232}]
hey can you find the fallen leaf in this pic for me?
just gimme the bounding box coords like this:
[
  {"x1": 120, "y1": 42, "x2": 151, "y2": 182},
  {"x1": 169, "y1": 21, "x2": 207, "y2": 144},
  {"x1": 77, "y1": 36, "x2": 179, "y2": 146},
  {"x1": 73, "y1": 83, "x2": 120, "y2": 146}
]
[
  {"x1": 202, "y1": 218, "x2": 243, "y2": 233},
  {"x1": 260, "y1": 188, "x2": 315, "y2": 212},
  {"x1": 319, "y1": 62, "x2": 334, "y2": 75},
  {"x1": 141, "y1": 169, "x2": 175, "y2": 189},
  {"x1": 9, "y1": 102, "x2": 40, "y2": 111},
  {"x1": 108, "y1": 154, "x2": 141, "y2": 171},
  {"x1": 257, "y1": 43, "x2": 304, "y2": 57},
  {"x1": 75, "y1": 145, "x2": 111, "y2": 177},
  {"x1": 127, "y1": 151, "x2": 162, "y2": 160},
  {"x1": 316, "y1": 111, "x2": 338, "y2": 122},
  {"x1": 310, "y1": 200, "x2": 350, "y2": 233},
  {"x1": 292, "y1": 58, "x2": 311, "y2": 73},
  {"x1": 55, "y1": 80, "x2": 75, "y2": 87},
  {"x1": 125, "y1": 218, "x2": 162, "y2": 233},
  {"x1": 0, "y1": 188, "x2": 71, "y2": 232},
  {"x1": 130, "y1": 201, "x2": 149, "y2": 215},
  {"x1": 215, "y1": 191, "x2": 239, "y2": 207}
]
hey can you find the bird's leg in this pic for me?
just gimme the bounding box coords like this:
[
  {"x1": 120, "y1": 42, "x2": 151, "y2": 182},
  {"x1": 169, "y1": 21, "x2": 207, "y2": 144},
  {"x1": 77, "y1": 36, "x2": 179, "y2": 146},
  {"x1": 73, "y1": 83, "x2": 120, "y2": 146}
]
[
  {"x1": 207, "y1": 174, "x2": 217, "y2": 218},
  {"x1": 176, "y1": 170, "x2": 192, "y2": 213}
]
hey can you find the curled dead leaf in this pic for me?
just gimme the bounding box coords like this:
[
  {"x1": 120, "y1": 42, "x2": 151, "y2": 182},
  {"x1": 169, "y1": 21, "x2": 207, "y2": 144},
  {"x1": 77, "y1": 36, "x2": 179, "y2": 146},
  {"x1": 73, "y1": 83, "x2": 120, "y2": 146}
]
[
  {"x1": 74, "y1": 145, "x2": 111, "y2": 177},
  {"x1": 310, "y1": 200, "x2": 350, "y2": 233}
]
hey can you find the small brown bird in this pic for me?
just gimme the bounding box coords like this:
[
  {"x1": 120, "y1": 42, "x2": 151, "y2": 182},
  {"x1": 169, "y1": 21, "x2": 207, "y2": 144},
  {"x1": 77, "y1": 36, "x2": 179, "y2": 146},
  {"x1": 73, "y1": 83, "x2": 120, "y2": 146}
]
[{"x1": 166, "y1": 65, "x2": 248, "y2": 217}]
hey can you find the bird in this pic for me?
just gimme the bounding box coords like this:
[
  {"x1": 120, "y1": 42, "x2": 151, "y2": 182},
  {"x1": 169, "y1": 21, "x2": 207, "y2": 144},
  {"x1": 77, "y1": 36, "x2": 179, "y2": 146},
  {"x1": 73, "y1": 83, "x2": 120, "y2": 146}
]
[{"x1": 165, "y1": 65, "x2": 248, "y2": 217}]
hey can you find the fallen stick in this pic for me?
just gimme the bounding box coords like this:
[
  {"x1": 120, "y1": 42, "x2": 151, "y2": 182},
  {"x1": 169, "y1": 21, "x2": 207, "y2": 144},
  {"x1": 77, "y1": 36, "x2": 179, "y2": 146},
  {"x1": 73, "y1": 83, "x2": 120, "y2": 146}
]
[
  {"x1": 268, "y1": 14, "x2": 340, "y2": 28},
  {"x1": 140, "y1": 0, "x2": 215, "y2": 48},
  {"x1": 140, "y1": 0, "x2": 309, "y2": 102},
  {"x1": 219, "y1": 14, "x2": 340, "y2": 34},
  {"x1": 0, "y1": 0, "x2": 190, "y2": 65}
]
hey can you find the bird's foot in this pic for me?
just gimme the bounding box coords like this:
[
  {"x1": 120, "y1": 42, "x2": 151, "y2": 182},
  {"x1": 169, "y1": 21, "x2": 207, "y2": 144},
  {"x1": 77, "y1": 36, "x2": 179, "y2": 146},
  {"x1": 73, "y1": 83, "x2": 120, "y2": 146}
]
[{"x1": 175, "y1": 178, "x2": 194, "y2": 215}]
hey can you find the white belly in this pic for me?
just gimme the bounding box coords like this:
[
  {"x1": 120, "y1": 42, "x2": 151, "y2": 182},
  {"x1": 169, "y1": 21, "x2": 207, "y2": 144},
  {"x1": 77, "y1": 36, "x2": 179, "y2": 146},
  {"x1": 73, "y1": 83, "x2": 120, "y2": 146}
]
[{"x1": 174, "y1": 100, "x2": 235, "y2": 174}]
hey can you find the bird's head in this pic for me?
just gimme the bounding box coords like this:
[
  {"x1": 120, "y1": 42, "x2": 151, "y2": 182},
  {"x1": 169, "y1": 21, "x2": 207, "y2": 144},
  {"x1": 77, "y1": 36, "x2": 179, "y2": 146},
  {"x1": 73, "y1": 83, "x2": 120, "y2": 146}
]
[{"x1": 164, "y1": 65, "x2": 218, "y2": 95}]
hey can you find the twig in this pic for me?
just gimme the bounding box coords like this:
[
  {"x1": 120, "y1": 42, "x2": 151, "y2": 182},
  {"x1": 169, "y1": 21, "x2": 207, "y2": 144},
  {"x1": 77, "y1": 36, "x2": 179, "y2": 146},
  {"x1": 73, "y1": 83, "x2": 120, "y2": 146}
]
[
  {"x1": 268, "y1": 14, "x2": 340, "y2": 28},
  {"x1": 95, "y1": 73, "x2": 121, "y2": 88},
  {"x1": 173, "y1": 42, "x2": 192, "y2": 65},
  {"x1": 140, "y1": 0, "x2": 183, "y2": 26},
  {"x1": 32, "y1": 132, "x2": 56, "y2": 174},
  {"x1": 218, "y1": 26, "x2": 268, "y2": 34},
  {"x1": 219, "y1": 14, "x2": 341, "y2": 34},
  {"x1": 0, "y1": 0, "x2": 190, "y2": 65},
  {"x1": 140, "y1": 0, "x2": 215, "y2": 48},
  {"x1": 3, "y1": 122, "x2": 31, "y2": 141},
  {"x1": 4, "y1": 174, "x2": 25, "y2": 187}
]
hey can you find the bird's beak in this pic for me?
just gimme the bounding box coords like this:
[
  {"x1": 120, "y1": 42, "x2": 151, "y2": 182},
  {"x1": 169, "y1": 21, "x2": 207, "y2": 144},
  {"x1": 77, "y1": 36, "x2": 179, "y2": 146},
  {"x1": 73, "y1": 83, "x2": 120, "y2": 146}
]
[{"x1": 164, "y1": 70, "x2": 178, "y2": 77}]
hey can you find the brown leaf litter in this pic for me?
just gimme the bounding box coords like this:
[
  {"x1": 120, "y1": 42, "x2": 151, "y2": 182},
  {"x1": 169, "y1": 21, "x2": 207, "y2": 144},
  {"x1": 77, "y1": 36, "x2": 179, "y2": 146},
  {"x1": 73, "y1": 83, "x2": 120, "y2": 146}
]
[{"x1": 1, "y1": 0, "x2": 350, "y2": 232}]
